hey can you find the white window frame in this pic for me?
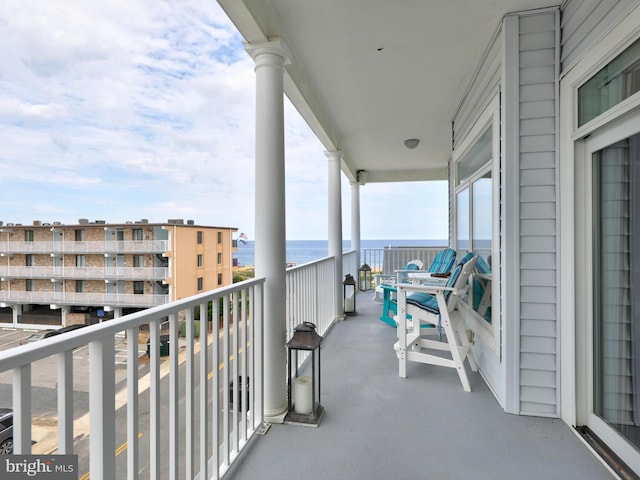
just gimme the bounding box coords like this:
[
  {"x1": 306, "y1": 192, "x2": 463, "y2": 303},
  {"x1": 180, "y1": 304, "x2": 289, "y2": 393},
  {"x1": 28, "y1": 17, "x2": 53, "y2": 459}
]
[
  {"x1": 558, "y1": 0, "x2": 640, "y2": 432},
  {"x1": 453, "y1": 95, "x2": 501, "y2": 355}
]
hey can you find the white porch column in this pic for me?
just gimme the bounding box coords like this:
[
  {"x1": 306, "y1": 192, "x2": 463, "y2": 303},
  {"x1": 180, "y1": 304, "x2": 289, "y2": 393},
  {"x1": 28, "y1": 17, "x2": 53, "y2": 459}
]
[
  {"x1": 326, "y1": 150, "x2": 344, "y2": 319},
  {"x1": 245, "y1": 39, "x2": 289, "y2": 417},
  {"x1": 350, "y1": 181, "x2": 361, "y2": 263}
]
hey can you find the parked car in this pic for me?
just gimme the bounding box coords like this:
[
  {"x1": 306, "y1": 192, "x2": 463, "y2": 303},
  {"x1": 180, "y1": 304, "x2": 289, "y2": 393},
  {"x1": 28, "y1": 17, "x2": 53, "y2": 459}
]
[
  {"x1": 19, "y1": 330, "x2": 61, "y2": 345},
  {"x1": 58, "y1": 324, "x2": 87, "y2": 334},
  {"x1": 0, "y1": 408, "x2": 13, "y2": 454}
]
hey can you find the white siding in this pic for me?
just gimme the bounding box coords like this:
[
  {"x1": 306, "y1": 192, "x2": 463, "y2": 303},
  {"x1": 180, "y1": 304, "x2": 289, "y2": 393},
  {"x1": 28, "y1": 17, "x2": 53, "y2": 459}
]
[
  {"x1": 561, "y1": 0, "x2": 638, "y2": 73},
  {"x1": 453, "y1": 30, "x2": 502, "y2": 150},
  {"x1": 452, "y1": 8, "x2": 561, "y2": 416},
  {"x1": 515, "y1": 9, "x2": 561, "y2": 416}
]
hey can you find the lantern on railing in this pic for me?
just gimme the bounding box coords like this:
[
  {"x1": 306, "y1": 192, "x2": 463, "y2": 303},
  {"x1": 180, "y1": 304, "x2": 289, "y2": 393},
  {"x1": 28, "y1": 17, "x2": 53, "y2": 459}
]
[
  {"x1": 285, "y1": 322, "x2": 325, "y2": 427},
  {"x1": 358, "y1": 263, "x2": 372, "y2": 292},
  {"x1": 343, "y1": 274, "x2": 357, "y2": 316}
]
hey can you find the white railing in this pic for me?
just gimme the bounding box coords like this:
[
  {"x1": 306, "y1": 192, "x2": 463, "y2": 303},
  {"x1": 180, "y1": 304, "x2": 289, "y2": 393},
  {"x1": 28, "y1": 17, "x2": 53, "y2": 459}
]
[
  {"x1": 0, "y1": 240, "x2": 169, "y2": 254},
  {"x1": 342, "y1": 249, "x2": 359, "y2": 280},
  {"x1": 0, "y1": 266, "x2": 169, "y2": 280},
  {"x1": 285, "y1": 256, "x2": 336, "y2": 341},
  {"x1": 362, "y1": 246, "x2": 448, "y2": 274},
  {"x1": 0, "y1": 291, "x2": 169, "y2": 307},
  {"x1": 0, "y1": 278, "x2": 265, "y2": 479}
]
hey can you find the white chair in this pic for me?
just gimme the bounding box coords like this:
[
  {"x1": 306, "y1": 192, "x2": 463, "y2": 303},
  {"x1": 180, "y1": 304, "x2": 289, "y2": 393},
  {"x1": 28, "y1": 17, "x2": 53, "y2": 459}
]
[
  {"x1": 394, "y1": 255, "x2": 478, "y2": 392},
  {"x1": 372, "y1": 259, "x2": 423, "y2": 302}
]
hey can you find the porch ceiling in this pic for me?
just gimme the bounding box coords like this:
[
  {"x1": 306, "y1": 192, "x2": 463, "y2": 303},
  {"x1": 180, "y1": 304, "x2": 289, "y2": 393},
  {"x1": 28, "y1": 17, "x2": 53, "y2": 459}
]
[{"x1": 218, "y1": 0, "x2": 558, "y2": 183}]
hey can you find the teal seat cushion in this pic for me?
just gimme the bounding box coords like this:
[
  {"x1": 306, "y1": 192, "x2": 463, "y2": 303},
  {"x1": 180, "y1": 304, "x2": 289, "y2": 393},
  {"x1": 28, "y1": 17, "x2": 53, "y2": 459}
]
[{"x1": 406, "y1": 292, "x2": 440, "y2": 314}]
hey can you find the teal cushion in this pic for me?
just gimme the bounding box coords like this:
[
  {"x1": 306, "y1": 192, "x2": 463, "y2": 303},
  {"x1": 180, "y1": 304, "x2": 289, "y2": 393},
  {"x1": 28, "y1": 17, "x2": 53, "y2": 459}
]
[
  {"x1": 475, "y1": 255, "x2": 491, "y2": 274},
  {"x1": 406, "y1": 292, "x2": 440, "y2": 314},
  {"x1": 429, "y1": 248, "x2": 456, "y2": 274}
]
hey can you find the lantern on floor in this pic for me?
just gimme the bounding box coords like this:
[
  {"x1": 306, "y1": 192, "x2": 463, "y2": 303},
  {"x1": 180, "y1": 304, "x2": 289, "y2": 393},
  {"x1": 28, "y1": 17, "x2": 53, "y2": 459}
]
[
  {"x1": 285, "y1": 322, "x2": 325, "y2": 427},
  {"x1": 358, "y1": 263, "x2": 372, "y2": 291},
  {"x1": 343, "y1": 273, "x2": 357, "y2": 316}
]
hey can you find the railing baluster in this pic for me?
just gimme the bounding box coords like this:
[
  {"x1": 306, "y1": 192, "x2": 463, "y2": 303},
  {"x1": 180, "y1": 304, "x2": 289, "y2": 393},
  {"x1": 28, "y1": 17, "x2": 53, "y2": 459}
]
[
  {"x1": 169, "y1": 312, "x2": 179, "y2": 479},
  {"x1": 222, "y1": 295, "x2": 230, "y2": 468},
  {"x1": 186, "y1": 308, "x2": 195, "y2": 479},
  {"x1": 240, "y1": 287, "x2": 248, "y2": 444},
  {"x1": 126, "y1": 326, "x2": 139, "y2": 480},
  {"x1": 13, "y1": 364, "x2": 31, "y2": 454},
  {"x1": 149, "y1": 319, "x2": 161, "y2": 479},
  {"x1": 211, "y1": 296, "x2": 220, "y2": 479},
  {"x1": 89, "y1": 336, "x2": 116, "y2": 479},
  {"x1": 232, "y1": 291, "x2": 239, "y2": 455},
  {"x1": 57, "y1": 350, "x2": 73, "y2": 453},
  {"x1": 199, "y1": 302, "x2": 209, "y2": 480}
]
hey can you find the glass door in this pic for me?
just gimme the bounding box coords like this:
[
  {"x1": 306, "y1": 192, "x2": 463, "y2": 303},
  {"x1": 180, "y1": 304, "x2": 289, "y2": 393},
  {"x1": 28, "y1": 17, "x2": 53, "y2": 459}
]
[{"x1": 583, "y1": 114, "x2": 640, "y2": 471}]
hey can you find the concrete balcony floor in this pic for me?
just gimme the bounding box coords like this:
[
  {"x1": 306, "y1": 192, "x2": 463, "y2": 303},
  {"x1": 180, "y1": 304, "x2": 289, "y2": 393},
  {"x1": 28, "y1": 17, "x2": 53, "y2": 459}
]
[{"x1": 226, "y1": 292, "x2": 613, "y2": 480}]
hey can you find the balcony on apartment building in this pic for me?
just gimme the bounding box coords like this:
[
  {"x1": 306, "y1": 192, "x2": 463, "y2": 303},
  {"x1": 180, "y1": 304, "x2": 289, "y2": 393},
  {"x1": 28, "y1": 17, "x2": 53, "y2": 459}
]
[
  {"x1": 0, "y1": 265, "x2": 170, "y2": 281},
  {"x1": 0, "y1": 290, "x2": 169, "y2": 308},
  {"x1": 0, "y1": 250, "x2": 613, "y2": 479},
  {"x1": 0, "y1": 239, "x2": 170, "y2": 254}
]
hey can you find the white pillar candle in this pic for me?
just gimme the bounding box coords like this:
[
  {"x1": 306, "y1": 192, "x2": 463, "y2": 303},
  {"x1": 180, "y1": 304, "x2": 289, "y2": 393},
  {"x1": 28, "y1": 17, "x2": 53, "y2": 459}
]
[
  {"x1": 294, "y1": 376, "x2": 313, "y2": 414},
  {"x1": 345, "y1": 295, "x2": 354, "y2": 312}
]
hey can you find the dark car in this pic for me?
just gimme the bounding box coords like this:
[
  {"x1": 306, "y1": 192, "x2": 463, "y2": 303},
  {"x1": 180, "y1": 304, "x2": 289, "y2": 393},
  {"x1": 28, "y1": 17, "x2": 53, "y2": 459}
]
[
  {"x1": 58, "y1": 324, "x2": 87, "y2": 334},
  {"x1": 0, "y1": 408, "x2": 12, "y2": 454},
  {"x1": 19, "y1": 330, "x2": 61, "y2": 345}
]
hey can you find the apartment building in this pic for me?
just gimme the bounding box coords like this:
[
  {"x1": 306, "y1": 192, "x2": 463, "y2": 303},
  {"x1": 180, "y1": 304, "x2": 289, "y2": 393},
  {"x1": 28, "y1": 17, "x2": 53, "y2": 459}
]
[{"x1": 0, "y1": 219, "x2": 238, "y2": 328}]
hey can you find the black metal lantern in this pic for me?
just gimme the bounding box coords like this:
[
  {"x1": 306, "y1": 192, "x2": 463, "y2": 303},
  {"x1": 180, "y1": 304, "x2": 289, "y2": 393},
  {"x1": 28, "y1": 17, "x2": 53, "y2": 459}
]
[
  {"x1": 358, "y1": 263, "x2": 372, "y2": 291},
  {"x1": 285, "y1": 322, "x2": 325, "y2": 427},
  {"x1": 343, "y1": 273, "x2": 357, "y2": 315}
]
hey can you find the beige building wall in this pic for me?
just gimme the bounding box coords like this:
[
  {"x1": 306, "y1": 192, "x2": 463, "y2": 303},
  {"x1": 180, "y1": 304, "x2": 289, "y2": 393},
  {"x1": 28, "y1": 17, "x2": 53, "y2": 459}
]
[{"x1": 0, "y1": 221, "x2": 238, "y2": 314}]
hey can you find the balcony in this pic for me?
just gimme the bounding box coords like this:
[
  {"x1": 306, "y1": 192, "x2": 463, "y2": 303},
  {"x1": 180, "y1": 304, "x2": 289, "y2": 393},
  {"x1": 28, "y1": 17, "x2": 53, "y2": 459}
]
[
  {"x1": 0, "y1": 255, "x2": 612, "y2": 479},
  {"x1": 0, "y1": 291, "x2": 169, "y2": 308},
  {"x1": 0, "y1": 240, "x2": 169, "y2": 255},
  {"x1": 0, "y1": 266, "x2": 169, "y2": 281}
]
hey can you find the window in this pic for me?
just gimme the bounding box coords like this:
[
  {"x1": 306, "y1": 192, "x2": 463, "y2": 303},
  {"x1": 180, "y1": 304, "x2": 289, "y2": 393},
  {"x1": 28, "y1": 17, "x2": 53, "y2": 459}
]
[
  {"x1": 133, "y1": 281, "x2": 144, "y2": 295},
  {"x1": 217, "y1": 232, "x2": 222, "y2": 244},
  {"x1": 25, "y1": 230, "x2": 34, "y2": 242},
  {"x1": 75, "y1": 280, "x2": 84, "y2": 293},
  {"x1": 75, "y1": 229, "x2": 84, "y2": 241},
  {"x1": 217, "y1": 253, "x2": 222, "y2": 265},
  {"x1": 132, "y1": 228, "x2": 143, "y2": 241},
  {"x1": 579, "y1": 37, "x2": 640, "y2": 126},
  {"x1": 197, "y1": 254, "x2": 203, "y2": 268},
  {"x1": 456, "y1": 125, "x2": 492, "y2": 262},
  {"x1": 25, "y1": 255, "x2": 34, "y2": 267},
  {"x1": 26, "y1": 279, "x2": 34, "y2": 291},
  {"x1": 134, "y1": 255, "x2": 144, "y2": 268},
  {"x1": 197, "y1": 231, "x2": 203, "y2": 244},
  {"x1": 217, "y1": 273, "x2": 223, "y2": 286},
  {"x1": 197, "y1": 277, "x2": 203, "y2": 291},
  {"x1": 453, "y1": 96, "x2": 499, "y2": 354},
  {"x1": 76, "y1": 255, "x2": 85, "y2": 267}
]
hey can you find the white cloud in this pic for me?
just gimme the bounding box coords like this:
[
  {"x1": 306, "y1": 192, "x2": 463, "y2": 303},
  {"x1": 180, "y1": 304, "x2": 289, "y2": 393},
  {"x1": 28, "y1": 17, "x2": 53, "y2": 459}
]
[{"x1": 0, "y1": 0, "x2": 447, "y2": 242}]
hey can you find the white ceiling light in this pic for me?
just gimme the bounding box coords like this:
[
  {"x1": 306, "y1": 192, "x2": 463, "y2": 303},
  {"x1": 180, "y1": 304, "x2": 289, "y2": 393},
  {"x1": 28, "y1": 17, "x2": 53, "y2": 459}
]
[{"x1": 404, "y1": 138, "x2": 420, "y2": 149}]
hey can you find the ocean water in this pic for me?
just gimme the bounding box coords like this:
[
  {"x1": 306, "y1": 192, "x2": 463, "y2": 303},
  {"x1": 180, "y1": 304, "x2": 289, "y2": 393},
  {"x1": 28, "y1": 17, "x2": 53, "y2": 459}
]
[{"x1": 234, "y1": 239, "x2": 447, "y2": 267}]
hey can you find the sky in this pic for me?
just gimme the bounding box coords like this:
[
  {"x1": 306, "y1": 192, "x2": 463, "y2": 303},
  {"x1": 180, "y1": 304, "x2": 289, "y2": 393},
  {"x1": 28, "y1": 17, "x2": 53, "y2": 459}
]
[{"x1": 0, "y1": 1, "x2": 449, "y2": 241}]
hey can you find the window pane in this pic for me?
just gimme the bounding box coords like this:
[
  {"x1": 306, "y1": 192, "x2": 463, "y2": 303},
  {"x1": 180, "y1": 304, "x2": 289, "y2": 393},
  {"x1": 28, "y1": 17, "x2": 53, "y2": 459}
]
[
  {"x1": 472, "y1": 171, "x2": 492, "y2": 258},
  {"x1": 472, "y1": 171, "x2": 493, "y2": 324},
  {"x1": 592, "y1": 133, "x2": 640, "y2": 449},
  {"x1": 457, "y1": 127, "x2": 492, "y2": 185},
  {"x1": 579, "y1": 37, "x2": 640, "y2": 126},
  {"x1": 457, "y1": 188, "x2": 469, "y2": 251}
]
